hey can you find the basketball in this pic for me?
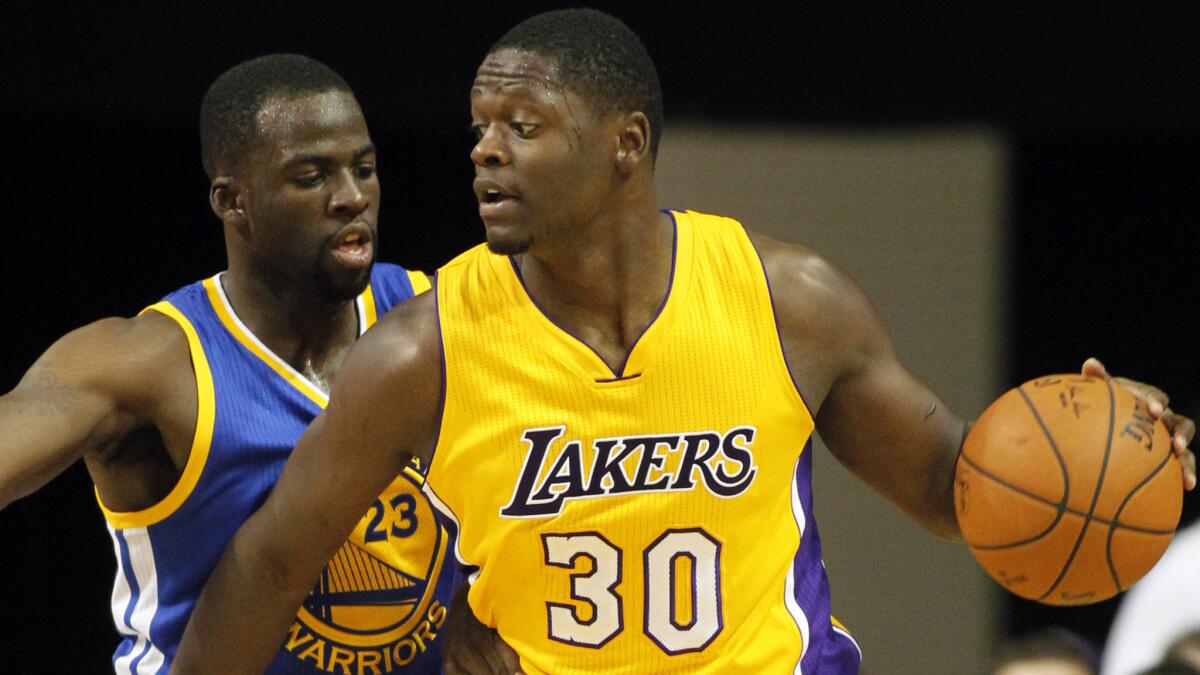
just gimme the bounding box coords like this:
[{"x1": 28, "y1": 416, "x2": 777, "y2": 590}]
[{"x1": 954, "y1": 374, "x2": 1183, "y2": 605}]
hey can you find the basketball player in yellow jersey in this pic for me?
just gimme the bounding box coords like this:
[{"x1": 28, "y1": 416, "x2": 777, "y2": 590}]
[{"x1": 172, "y1": 9, "x2": 1197, "y2": 675}]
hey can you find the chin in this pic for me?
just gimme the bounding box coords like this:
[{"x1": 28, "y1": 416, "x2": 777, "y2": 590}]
[
  {"x1": 485, "y1": 233, "x2": 532, "y2": 256},
  {"x1": 316, "y1": 264, "x2": 373, "y2": 301}
]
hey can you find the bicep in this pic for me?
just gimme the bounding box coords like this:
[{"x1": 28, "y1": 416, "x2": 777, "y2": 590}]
[
  {"x1": 240, "y1": 304, "x2": 442, "y2": 588},
  {"x1": 0, "y1": 322, "x2": 138, "y2": 507},
  {"x1": 754, "y1": 233, "x2": 966, "y2": 537}
]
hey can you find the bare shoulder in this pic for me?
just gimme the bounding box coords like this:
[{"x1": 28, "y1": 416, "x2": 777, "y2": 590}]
[
  {"x1": 29, "y1": 311, "x2": 192, "y2": 401},
  {"x1": 750, "y1": 229, "x2": 845, "y2": 295},
  {"x1": 749, "y1": 230, "x2": 889, "y2": 351},
  {"x1": 744, "y1": 229, "x2": 894, "y2": 412},
  {"x1": 328, "y1": 290, "x2": 443, "y2": 461},
  {"x1": 0, "y1": 309, "x2": 196, "y2": 508},
  {"x1": 351, "y1": 290, "x2": 440, "y2": 374}
]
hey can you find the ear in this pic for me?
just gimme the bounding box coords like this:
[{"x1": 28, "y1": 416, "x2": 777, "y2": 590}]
[
  {"x1": 210, "y1": 177, "x2": 249, "y2": 235},
  {"x1": 615, "y1": 111, "x2": 652, "y2": 176}
]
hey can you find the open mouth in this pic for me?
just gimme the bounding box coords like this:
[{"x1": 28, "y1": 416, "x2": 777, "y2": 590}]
[
  {"x1": 330, "y1": 224, "x2": 374, "y2": 269},
  {"x1": 474, "y1": 178, "x2": 520, "y2": 206},
  {"x1": 482, "y1": 189, "x2": 511, "y2": 204}
]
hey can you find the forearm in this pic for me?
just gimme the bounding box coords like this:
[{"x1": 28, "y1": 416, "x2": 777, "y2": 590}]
[
  {"x1": 916, "y1": 423, "x2": 965, "y2": 541},
  {"x1": 171, "y1": 514, "x2": 315, "y2": 674},
  {"x1": 819, "y1": 363, "x2": 967, "y2": 540},
  {"x1": 876, "y1": 408, "x2": 965, "y2": 540}
]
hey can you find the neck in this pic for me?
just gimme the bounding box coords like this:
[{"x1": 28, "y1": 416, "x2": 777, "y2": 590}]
[
  {"x1": 221, "y1": 258, "x2": 360, "y2": 381},
  {"x1": 515, "y1": 191, "x2": 674, "y2": 371}
]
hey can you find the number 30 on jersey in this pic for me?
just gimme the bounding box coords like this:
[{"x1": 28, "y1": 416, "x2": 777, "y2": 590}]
[{"x1": 542, "y1": 528, "x2": 722, "y2": 654}]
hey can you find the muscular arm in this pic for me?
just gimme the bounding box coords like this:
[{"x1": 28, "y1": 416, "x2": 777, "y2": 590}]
[
  {"x1": 171, "y1": 292, "x2": 444, "y2": 674},
  {"x1": 754, "y1": 232, "x2": 965, "y2": 539},
  {"x1": 0, "y1": 314, "x2": 187, "y2": 510}
]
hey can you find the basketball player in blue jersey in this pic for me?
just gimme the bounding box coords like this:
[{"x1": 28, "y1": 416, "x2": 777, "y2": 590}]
[
  {"x1": 0, "y1": 55, "x2": 455, "y2": 673},
  {"x1": 171, "y1": 10, "x2": 1197, "y2": 675}
]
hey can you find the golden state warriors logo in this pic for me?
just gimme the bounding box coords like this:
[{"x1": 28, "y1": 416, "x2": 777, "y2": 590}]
[{"x1": 283, "y1": 462, "x2": 449, "y2": 672}]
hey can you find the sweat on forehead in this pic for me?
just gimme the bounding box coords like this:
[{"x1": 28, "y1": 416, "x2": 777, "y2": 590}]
[{"x1": 254, "y1": 90, "x2": 360, "y2": 138}]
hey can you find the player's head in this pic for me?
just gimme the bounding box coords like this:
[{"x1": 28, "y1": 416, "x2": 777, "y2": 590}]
[
  {"x1": 470, "y1": 9, "x2": 663, "y2": 254},
  {"x1": 201, "y1": 54, "x2": 378, "y2": 301},
  {"x1": 1163, "y1": 629, "x2": 1200, "y2": 672},
  {"x1": 991, "y1": 628, "x2": 1098, "y2": 675}
]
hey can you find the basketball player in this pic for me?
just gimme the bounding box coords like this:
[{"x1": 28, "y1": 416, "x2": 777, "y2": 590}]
[
  {"x1": 0, "y1": 55, "x2": 456, "y2": 673},
  {"x1": 992, "y1": 628, "x2": 1099, "y2": 675},
  {"x1": 171, "y1": 10, "x2": 1198, "y2": 674}
]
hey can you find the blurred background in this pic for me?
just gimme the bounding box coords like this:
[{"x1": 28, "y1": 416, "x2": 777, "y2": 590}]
[{"x1": 2, "y1": 2, "x2": 1196, "y2": 672}]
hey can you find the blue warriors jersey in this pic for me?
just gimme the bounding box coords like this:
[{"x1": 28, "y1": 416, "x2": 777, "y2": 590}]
[
  {"x1": 96, "y1": 263, "x2": 457, "y2": 674},
  {"x1": 426, "y1": 211, "x2": 862, "y2": 674}
]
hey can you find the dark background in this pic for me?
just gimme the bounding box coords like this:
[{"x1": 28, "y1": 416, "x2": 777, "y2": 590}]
[{"x1": 2, "y1": 1, "x2": 1196, "y2": 670}]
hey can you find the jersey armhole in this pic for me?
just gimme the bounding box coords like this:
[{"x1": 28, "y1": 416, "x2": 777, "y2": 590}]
[
  {"x1": 95, "y1": 301, "x2": 217, "y2": 529},
  {"x1": 741, "y1": 227, "x2": 818, "y2": 426}
]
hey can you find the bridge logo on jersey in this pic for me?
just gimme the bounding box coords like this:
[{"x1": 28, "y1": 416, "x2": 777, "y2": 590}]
[
  {"x1": 303, "y1": 541, "x2": 425, "y2": 623},
  {"x1": 284, "y1": 464, "x2": 450, "y2": 672},
  {"x1": 501, "y1": 425, "x2": 759, "y2": 518}
]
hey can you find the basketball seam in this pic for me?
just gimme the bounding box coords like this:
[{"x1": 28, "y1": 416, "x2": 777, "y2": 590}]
[
  {"x1": 958, "y1": 451, "x2": 1066, "y2": 550},
  {"x1": 1030, "y1": 380, "x2": 1115, "y2": 603},
  {"x1": 958, "y1": 452, "x2": 1176, "y2": 541},
  {"x1": 1105, "y1": 444, "x2": 1180, "y2": 591}
]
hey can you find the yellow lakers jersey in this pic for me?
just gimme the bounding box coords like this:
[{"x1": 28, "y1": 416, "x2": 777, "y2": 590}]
[{"x1": 426, "y1": 211, "x2": 861, "y2": 674}]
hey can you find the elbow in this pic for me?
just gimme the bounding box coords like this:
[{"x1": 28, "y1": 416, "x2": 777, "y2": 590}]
[
  {"x1": 919, "y1": 463, "x2": 964, "y2": 541},
  {"x1": 924, "y1": 513, "x2": 963, "y2": 542},
  {"x1": 236, "y1": 531, "x2": 313, "y2": 598},
  {"x1": 0, "y1": 481, "x2": 24, "y2": 512}
]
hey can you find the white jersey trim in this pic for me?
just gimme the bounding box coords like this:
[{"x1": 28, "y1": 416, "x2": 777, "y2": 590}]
[
  {"x1": 109, "y1": 525, "x2": 167, "y2": 674},
  {"x1": 211, "y1": 272, "x2": 332, "y2": 403},
  {"x1": 784, "y1": 456, "x2": 810, "y2": 675}
]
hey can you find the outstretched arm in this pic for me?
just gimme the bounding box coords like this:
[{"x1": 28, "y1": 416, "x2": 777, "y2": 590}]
[
  {"x1": 171, "y1": 292, "x2": 444, "y2": 674},
  {"x1": 0, "y1": 315, "x2": 181, "y2": 510},
  {"x1": 756, "y1": 232, "x2": 1195, "y2": 541},
  {"x1": 756, "y1": 231, "x2": 983, "y2": 538}
]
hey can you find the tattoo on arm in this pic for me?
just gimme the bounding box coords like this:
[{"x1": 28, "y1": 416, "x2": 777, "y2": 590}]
[{"x1": 10, "y1": 370, "x2": 80, "y2": 417}]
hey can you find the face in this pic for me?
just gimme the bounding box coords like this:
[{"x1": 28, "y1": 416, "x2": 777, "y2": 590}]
[
  {"x1": 237, "y1": 90, "x2": 379, "y2": 300},
  {"x1": 469, "y1": 49, "x2": 620, "y2": 255}
]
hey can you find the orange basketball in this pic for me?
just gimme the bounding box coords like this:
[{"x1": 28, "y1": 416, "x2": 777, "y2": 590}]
[{"x1": 954, "y1": 374, "x2": 1183, "y2": 605}]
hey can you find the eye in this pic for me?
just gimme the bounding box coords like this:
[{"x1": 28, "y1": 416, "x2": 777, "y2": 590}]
[
  {"x1": 294, "y1": 172, "x2": 324, "y2": 187},
  {"x1": 510, "y1": 122, "x2": 538, "y2": 138},
  {"x1": 469, "y1": 124, "x2": 486, "y2": 142},
  {"x1": 354, "y1": 164, "x2": 377, "y2": 180}
]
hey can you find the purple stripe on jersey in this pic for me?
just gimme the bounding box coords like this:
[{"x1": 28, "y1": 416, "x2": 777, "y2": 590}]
[
  {"x1": 747, "y1": 231, "x2": 817, "y2": 415},
  {"x1": 427, "y1": 274, "x2": 448, "y2": 474},
  {"x1": 793, "y1": 445, "x2": 862, "y2": 674}
]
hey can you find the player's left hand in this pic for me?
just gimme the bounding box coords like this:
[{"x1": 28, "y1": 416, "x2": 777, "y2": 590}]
[
  {"x1": 1083, "y1": 357, "x2": 1196, "y2": 492},
  {"x1": 443, "y1": 584, "x2": 523, "y2": 675}
]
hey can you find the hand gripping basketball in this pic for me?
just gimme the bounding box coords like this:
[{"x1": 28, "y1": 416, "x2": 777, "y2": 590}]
[{"x1": 954, "y1": 365, "x2": 1190, "y2": 606}]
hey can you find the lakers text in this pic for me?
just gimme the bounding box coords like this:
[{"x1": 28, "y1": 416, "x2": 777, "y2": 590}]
[{"x1": 501, "y1": 425, "x2": 759, "y2": 517}]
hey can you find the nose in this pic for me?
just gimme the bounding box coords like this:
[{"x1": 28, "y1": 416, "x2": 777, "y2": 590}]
[
  {"x1": 471, "y1": 124, "x2": 510, "y2": 168},
  {"x1": 329, "y1": 169, "x2": 370, "y2": 219}
]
